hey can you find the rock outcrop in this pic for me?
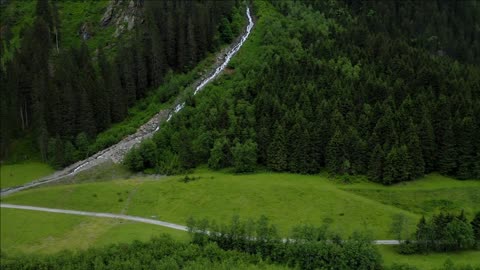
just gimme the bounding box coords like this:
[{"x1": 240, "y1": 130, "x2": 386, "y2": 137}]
[{"x1": 100, "y1": 0, "x2": 143, "y2": 38}]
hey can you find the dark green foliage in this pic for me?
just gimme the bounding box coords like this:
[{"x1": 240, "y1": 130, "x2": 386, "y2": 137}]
[
  {"x1": 231, "y1": 140, "x2": 257, "y2": 173},
  {"x1": 383, "y1": 146, "x2": 411, "y2": 184},
  {"x1": 405, "y1": 211, "x2": 476, "y2": 253},
  {"x1": 208, "y1": 137, "x2": 230, "y2": 170},
  {"x1": 125, "y1": 0, "x2": 480, "y2": 183},
  {"x1": 0, "y1": 235, "x2": 280, "y2": 270},
  {"x1": 472, "y1": 212, "x2": 480, "y2": 245},
  {"x1": 123, "y1": 140, "x2": 157, "y2": 172},
  {"x1": 267, "y1": 123, "x2": 287, "y2": 171},
  {"x1": 368, "y1": 144, "x2": 385, "y2": 182},
  {"x1": 1, "y1": 0, "x2": 238, "y2": 168},
  {"x1": 187, "y1": 216, "x2": 383, "y2": 270}
]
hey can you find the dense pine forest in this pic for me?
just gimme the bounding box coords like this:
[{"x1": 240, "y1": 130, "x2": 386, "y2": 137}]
[
  {"x1": 125, "y1": 0, "x2": 480, "y2": 183},
  {"x1": 0, "y1": 0, "x2": 240, "y2": 166}
]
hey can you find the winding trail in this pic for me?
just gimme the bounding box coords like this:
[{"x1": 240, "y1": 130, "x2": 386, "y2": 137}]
[
  {"x1": 0, "y1": 7, "x2": 255, "y2": 198},
  {"x1": 0, "y1": 203, "x2": 401, "y2": 245}
]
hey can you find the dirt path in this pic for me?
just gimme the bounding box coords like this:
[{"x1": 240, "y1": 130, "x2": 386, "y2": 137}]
[
  {"x1": 0, "y1": 203, "x2": 401, "y2": 245},
  {"x1": 0, "y1": 7, "x2": 255, "y2": 198}
]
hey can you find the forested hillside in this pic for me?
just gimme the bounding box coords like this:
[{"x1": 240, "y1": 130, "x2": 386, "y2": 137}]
[
  {"x1": 126, "y1": 0, "x2": 480, "y2": 183},
  {"x1": 0, "y1": 0, "x2": 241, "y2": 166}
]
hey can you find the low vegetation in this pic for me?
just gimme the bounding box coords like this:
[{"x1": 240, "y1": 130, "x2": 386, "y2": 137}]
[
  {"x1": 0, "y1": 161, "x2": 53, "y2": 188},
  {"x1": 3, "y1": 170, "x2": 479, "y2": 240}
]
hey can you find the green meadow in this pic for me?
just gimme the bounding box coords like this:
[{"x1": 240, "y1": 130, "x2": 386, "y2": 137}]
[
  {"x1": 0, "y1": 162, "x2": 54, "y2": 189},
  {"x1": 3, "y1": 169, "x2": 479, "y2": 239},
  {"x1": 1, "y1": 169, "x2": 479, "y2": 268}
]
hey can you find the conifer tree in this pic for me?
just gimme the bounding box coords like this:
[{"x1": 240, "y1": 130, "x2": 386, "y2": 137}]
[
  {"x1": 326, "y1": 129, "x2": 345, "y2": 174},
  {"x1": 267, "y1": 123, "x2": 287, "y2": 171},
  {"x1": 418, "y1": 112, "x2": 436, "y2": 173},
  {"x1": 457, "y1": 117, "x2": 475, "y2": 179},
  {"x1": 471, "y1": 212, "x2": 480, "y2": 244},
  {"x1": 438, "y1": 118, "x2": 457, "y2": 175},
  {"x1": 110, "y1": 64, "x2": 127, "y2": 123},
  {"x1": 135, "y1": 42, "x2": 148, "y2": 98},
  {"x1": 76, "y1": 87, "x2": 96, "y2": 137},
  {"x1": 405, "y1": 120, "x2": 425, "y2": 178},
  {"x1": 368, "y1": 144, "x2": 385, "y2": 182}
]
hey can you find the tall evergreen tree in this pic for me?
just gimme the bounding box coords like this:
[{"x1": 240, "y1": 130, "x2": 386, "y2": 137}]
[
  {"x1": 326, "y1": 129, "x2": 345, "y2": 174},
  {"x1": 457, "y1": 117, "x2": 475, "y2": 179},
  {"x1": 368, "y1": 144, "x2": 385, "y2": 182},
  {"x1": 404, "y1": 120, "x2": 425, "y2": 178},
  {"x1": 418, "y1": 112, "x2": 436, "y2": 173},
  {"x1": 438, "y1": 118, "x2": 457, "y2": 175},
  {"x1": 267, "y1": 123, "x2": 287, "y2": 171}
]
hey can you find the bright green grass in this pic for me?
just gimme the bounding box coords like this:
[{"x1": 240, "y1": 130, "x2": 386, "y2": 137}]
[
  {"x1": 6, "y1": 170, "x2": 479, "y2": 239},
  {"x1": 341, "y1": 173, "x2": 480, "y2": 217},
  {"x1": 0, "y1": 162, "x2": 54, "y2": 189},
  {"x1": 56, "y1": 0, "x2": 113, "y2": 51},
  {"x1": 378, "y1": 246, "x2": 480, "y2": 269},
  {"x1": 2, "y1": 170, "x2": 479, "y2": 268},
  {"x1": 0, "y1": 208, "x2": 188, "y2": 255},
  {"x1": 2, "y1": 179, "x2": 141, "y2": 213},
  {"x1": 125, "y1": 171, "x2": 420, "y2": 238}
]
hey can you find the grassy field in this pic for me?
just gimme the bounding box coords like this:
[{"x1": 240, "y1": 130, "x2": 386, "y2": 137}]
[
  {"x1": 0, "y1": 208, "x2": 188, "y2": 255},
  {"x1": 1, "y1": 169, "x2": 479, "y2": 268},
  {"x1": 0, "y1": 162, "x2": 54, "y2": 189},
  {"x1": 379, "y1": 246, "x2": 480, "y2": 269},
  {"x1": 3, "y1": 170, "x2": 479, "y2": 239}
]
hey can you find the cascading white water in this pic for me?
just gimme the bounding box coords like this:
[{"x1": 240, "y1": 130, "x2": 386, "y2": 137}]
[{"x1": 166, "y1": 6, "x2": 254, "y2": 122}]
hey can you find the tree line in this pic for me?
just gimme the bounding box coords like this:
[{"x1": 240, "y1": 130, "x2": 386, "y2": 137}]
[
  {"x1": 0, "y1": 0, "x2": 240, "y2": 167},
  {"x1": 187, "y1": 215, "x2": 382, "y2": 270},
  {"x1": 399, "y1": 211, "x2": 480, "y2": 254},
  {"x1": 125, "y1": 0, "x2": 480, "y2": 184}
]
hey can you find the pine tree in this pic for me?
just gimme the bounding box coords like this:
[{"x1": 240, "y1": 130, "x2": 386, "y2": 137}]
[
  {"x1": 95, "y1": 48, "x2": 112, "y2": 130},
  {"x1": 267, "y1": 123, "x2": 287, "y2": 171},
  {"x1": 326, "y1": 129, "x2": 345, "y2": 174},
  {"x1": 119, "y1": 47, "x2": 137, "y2": 107},
  {"x1": 418, "y1": 112, "x2": 436, "y2": 173},
  {"x1": 76, "y1": 87, "x2": 96, "y2": 136},
  {"x1": 110, "y1": 63, "x2": 127, "y2": 123},
  {"x1": 383, "y1": 145, "x2": 411, "y2": 184},
  {"x1": 438, "y1": 118, "x2": 457, "y2": 175},
  {"x1": 471, "y1": 212, "x2": 480, "y2": 243},
  {"x1": 457, "y1": 117, "x2": 475, "y2": 179},
  {"x1": 368, "y1": 144, "x2": 385, "y2": 182},
  {"x1": 405, "y1": 120, "x2": 425, "y2": 178},
  {"x1": 135, "y1": 41, "x2": 148, "y2": 98},
  {"x1": 35, "y1": 0, "x2": 53, "y2": 31},
  {"x1": 287, "y1": 122, "x2": 303, "y2": 173}
]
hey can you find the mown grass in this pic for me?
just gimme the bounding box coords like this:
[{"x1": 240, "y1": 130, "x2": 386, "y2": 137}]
[
  {"x1": 0, "y1": 208, "x2": 188, "y2": 255},
  {"x1": 0, "y1": 162, "x2": 54, "y2": 189}
]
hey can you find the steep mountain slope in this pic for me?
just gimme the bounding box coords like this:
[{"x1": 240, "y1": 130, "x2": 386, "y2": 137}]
[
  {"x1": 0, "y1": 0, "x2": 241, "y2": 167},
  {"x1": 126, "y1": 0, "x2": 480, "y2": 183}
]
